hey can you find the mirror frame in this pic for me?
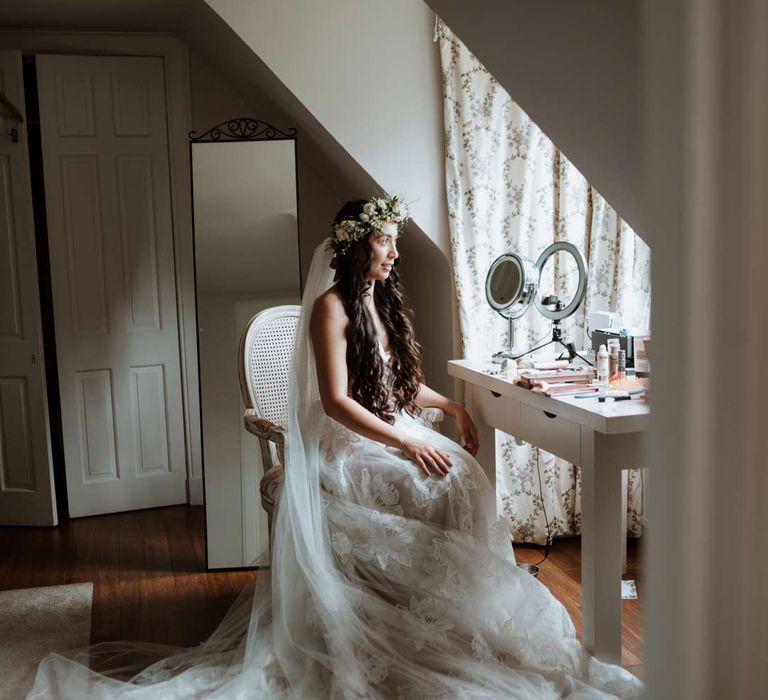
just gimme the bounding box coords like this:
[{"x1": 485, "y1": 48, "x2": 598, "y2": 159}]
[
  {"x1": 484, "y1": 252, "x2": 538, "y2": 319},
  {"x1": 533, "y1": 241, "x2": 588, "y2": 321},
  {"x1": 189, "y1": 117, "x2": 300, "y2": 571}
]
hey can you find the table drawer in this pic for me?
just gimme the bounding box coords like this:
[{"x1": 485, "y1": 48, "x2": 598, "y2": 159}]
[
  {"x1": 520, "y1": 403, "x2": 581, "y2": 464},
  {"x1": 473, "y1": 387, "x2": 524, "y2": 435}
]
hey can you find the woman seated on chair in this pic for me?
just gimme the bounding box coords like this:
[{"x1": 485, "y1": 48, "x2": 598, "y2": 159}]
[{"x1": 294, "y1": 196, "x2": 642, "y2": 698}]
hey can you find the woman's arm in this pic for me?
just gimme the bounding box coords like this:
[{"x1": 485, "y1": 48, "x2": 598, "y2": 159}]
[
  {"x1": 414, "y1": 383, "x2": 462, "y2": 416},
  {"x1": 310, "y1": 292, "x2": 453, "y2": 476},
  {"x1": 415, "y1": 383, "x2": 479, "y2": 456}
]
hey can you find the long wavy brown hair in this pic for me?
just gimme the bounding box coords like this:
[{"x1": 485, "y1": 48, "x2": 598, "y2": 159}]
[{"x1": 331, "y1": 200, "x2": 424, "y2": 423}]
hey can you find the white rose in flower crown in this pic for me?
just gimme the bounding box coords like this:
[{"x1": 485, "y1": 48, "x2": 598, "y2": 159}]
[
  {"x1": 359, "y1": 213, "x2": 369, "y2": 222},
  {"x1": 363, "y1": 202, "x2": 376, "y2": 216},
  {"x1": 376, "y1": 198, "x2": 387, "y2": 209}
]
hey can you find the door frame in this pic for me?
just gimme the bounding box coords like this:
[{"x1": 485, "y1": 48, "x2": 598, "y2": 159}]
[{"x1": 0, "y1": 31, "x2": 203, "y2": 503}]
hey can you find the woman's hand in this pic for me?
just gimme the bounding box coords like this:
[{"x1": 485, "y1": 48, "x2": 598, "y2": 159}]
[
  {"x1": 400, "y1": 438, "x2": 453, "y2": 477},
  {"x1": 454, "y1": 406, "x2": 479, "y2": 456}
]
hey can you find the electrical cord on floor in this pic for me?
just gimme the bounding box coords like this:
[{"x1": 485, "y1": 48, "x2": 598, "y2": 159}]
[{"x1": 530, "y1": 450, "x2": 554, "y2": 566}]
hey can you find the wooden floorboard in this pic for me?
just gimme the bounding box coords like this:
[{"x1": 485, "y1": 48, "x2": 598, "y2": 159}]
[
  {"x1": 516, "y1": 536, "x2": 645, "y2": 674},
  {"x1": 0, "y1": 505, "x2": 644, "y2": 676}
]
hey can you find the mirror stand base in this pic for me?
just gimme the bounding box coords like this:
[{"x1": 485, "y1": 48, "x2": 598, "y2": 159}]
[{"x1": 491, "y1": 350, "x2": 523, "y2": 364}]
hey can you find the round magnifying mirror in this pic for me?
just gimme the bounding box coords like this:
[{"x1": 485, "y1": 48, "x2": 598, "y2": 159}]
[
  {"x1": 485, "y1": 253, "x2": 537, "y2": 319},
  {"x1": 533, "y1": 241, "x2": 588, "y2": 320}
]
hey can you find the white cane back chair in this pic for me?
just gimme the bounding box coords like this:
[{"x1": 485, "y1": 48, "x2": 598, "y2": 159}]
[{"x1": 238, "y1": 305, "x2": 301, "y2": 540}]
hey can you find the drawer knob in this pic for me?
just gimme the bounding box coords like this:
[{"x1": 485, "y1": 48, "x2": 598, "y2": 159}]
[{"x1": 543, "y1": 410, "x2": 557, "y2": 419}]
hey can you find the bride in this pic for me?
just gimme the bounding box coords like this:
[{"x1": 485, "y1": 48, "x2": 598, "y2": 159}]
[{"x1": 29, "y1": 195, "x2": 642, "y2": 699}]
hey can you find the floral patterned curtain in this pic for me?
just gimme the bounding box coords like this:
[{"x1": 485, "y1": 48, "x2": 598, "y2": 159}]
[{"x1": 436, "y1": 20, "x2": 651, "y2": 543}]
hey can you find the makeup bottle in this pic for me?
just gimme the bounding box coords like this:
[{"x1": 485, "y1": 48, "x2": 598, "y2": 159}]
[
  {"x1": 617, "y1": 349, "x2": 627, "y2": 386},
  {"x1": 596, "y1": 344, "x2": 609, "y2": 386},
  {"x1": 607, "y1": 338, "x2": 620, "y2": 384},
  {"x1": 634, "y1": 336, "x2": 651, "y2": 377}
]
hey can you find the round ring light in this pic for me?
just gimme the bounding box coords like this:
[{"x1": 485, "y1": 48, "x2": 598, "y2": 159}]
[
  {"x1": 484, "y1": 253, "x2": 538, "y2": 320},
  {"x1": 533, "y1": 241, "x2": 588, "y2": 321}
]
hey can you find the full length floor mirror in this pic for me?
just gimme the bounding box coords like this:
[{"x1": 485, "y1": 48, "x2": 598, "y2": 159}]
[{"x1": 190, "y1": 119, "x2": 301, "y2": 569}]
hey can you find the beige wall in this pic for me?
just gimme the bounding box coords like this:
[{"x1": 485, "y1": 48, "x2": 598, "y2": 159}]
[{"x1": 205, "y1": 0, "x2": 450, "y2": 254}]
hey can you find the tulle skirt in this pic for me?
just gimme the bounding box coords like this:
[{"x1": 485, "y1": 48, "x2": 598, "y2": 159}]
[{"x1": 28, "y1": 411, "x2": 643, "y2": 699}]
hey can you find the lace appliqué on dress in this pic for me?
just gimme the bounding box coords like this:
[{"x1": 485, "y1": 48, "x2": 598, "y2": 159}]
[{"x1": 398, "y1": 596, "x2": 454, "y2": 651}]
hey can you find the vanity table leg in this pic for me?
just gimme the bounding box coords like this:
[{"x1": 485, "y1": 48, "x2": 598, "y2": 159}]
[
  {"x1": 621, "y1": 469, "x2": 628, "y2": 575},
  {"x1": 580, "y1": 428, "x2": 624, "y2": 664},
  {"x1": 465, "y1": 385, "x2": 496, "y2": 490}
]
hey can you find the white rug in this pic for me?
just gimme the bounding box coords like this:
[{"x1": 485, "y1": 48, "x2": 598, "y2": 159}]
[{"x1": 0, "y1": 582, "x2": 92, "y2": 700}]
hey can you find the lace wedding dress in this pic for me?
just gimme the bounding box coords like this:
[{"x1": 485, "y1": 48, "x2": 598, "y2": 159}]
[
  {"x1": 313, "y1": 346, "x2": 641, "y2": 699},
  {"x1": 28, "y1": 241, "x2": 642, "y2": 699}
]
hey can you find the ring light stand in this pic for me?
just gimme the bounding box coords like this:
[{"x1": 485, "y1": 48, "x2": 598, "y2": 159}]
[{"x1": 512, "y1": 296, "x2": 593, "y2": 365}]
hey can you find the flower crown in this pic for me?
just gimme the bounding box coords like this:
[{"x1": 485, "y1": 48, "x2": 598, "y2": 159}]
[{"x1": 329, "y1": 194, "x2": 411, "y2": 255}]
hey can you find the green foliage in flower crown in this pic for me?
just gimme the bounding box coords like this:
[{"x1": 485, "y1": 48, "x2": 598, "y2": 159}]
[{"x1": 329, "y1": 194, "x2": 411, "y2": 256}]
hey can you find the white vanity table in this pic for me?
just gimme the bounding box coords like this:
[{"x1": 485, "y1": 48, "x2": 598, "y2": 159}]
[{"x1": 448, "y1": 359, "x2": 649, "y2": 664}]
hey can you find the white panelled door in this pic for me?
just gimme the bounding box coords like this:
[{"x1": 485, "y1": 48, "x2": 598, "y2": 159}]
[
  {"x1": 36, "y1": 55, "x2": 187, "y2": 517},
  {"x1": 0, "y1": 51, "x2": 57, "y2": 526}
]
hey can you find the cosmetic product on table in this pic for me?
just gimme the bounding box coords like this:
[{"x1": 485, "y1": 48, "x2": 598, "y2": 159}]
[
  {"x1": 591, "y1": 327, "x2": 651, "y2": 370},
  {"x1": 598, "y1": 387, "x2": 646, "y2": 402},
  {"x1": 634, "y1": 336, "x2": 651, "y2": 377},
  {"x1": 615, "y1": 349, "x2": 627, "y2": 384},
  {"x1": 516, "y1": 366, "x2": 596, "y2": 396},
  {"x1": 596, "y1": 344, "x2": 609, "y2": 386},
  {"x1": 607, "y1": 338, "x2": 620, "y2": 380},
  {"x1": 532, "y1": 359, "x2": 570, "y2": 371}
]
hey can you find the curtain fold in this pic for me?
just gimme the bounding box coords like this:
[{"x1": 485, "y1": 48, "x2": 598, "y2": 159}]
[{"x1": 437, "y1": 19, "x2": 650, "y2": 543}]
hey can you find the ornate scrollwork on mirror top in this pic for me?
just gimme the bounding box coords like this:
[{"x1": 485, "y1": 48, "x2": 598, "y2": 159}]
[{"x1": 189, "y1": 118, "x2": 297, "y2": 142}]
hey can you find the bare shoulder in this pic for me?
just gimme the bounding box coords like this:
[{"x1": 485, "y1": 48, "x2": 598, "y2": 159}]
[
  {"x1": 312, "y1": 287, "x2": 345, "y2": 319},
  {"x1": 310, "y1": 287, "x2": 348, "y2": 334}
]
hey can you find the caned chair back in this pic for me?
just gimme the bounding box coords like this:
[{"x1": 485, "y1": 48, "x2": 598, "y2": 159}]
[{"x1": 238, "y1": 305, "x2": 302, "y2": 427}]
